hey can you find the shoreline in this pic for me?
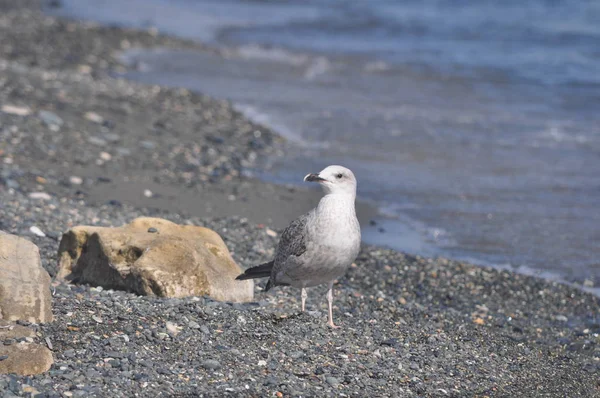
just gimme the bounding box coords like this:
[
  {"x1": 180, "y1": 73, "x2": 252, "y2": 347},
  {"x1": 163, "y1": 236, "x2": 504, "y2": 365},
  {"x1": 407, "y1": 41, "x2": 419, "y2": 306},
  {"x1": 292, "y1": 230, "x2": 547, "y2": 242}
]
[
  {"x1": 0, "y1": 1, "x2": 598, "y2": 396},
  {"x1": 0, "y1": 0, "x2": 380, "y2": 231},
  {"x1": 20, "y1": 0, "x2": 599, "y2": 293},
  {"x1": 45, "y1": 0, "x2": 600, "y2": 294}
]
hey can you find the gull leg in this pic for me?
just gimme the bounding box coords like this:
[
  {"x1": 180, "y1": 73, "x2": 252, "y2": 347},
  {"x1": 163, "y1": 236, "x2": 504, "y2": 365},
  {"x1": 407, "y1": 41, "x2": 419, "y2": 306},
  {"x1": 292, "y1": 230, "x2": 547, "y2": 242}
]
[
  {"x1": 327, "y1": 282, "x2": 340, "y2": 328},
  {"x1": 301, "y1": 288, "x2": 307, "y2": 312}
]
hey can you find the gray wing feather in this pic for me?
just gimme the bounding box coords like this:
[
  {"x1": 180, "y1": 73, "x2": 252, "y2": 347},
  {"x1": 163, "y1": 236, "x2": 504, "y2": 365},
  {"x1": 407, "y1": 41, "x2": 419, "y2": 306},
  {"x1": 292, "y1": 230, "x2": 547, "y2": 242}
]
[{"x1": 271, "y1": 213, "x2": 310, "y2": 283}]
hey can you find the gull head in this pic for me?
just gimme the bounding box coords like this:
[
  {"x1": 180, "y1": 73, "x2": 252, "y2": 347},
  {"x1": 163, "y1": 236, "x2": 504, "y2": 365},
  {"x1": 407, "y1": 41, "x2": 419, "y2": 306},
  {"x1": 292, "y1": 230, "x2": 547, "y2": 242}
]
[{"x1": 304, "y1": 165, "x2": 357, "y2": 196}]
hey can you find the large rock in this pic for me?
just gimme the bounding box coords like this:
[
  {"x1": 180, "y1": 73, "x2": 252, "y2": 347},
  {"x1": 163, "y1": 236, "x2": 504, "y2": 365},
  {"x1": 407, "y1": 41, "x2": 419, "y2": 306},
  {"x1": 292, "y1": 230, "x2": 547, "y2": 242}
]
[
  {"x1": 0, "y1": 231, "x2": 53, "y2": 323},
  {"x1": 0, "y1": 342, "x2": 53, "y2": 376},
  {"x1": 0, "y1": 320, "x2": 35, "y2": 340},
  {"x1": 57, "y1": 217, "x2": 253, "y2": 302},
  {"x1": 0, "y1": 320, "x2": 53, "y2": 376}
]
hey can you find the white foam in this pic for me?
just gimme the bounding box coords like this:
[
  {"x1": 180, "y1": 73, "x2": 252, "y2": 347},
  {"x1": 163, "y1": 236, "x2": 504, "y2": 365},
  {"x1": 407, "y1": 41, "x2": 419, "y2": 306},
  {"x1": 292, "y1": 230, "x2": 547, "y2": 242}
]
[
  {"x1": 537, "y1": 124, "x2": 589, "y2": 146},
  {"x1": 233, "y1": 104, "x2": 307, "y2": 146},
  {"x1": 377, "y1": 201, "x2": 423, "y2": 217},
  {"x1": 232, "y1": 45, "x2": 333, "y2": 81},
  {"x1": 364, "y1": 60, "x2": 390, "y2": 73},
  {"x1": 303, "y1": 56, "x2": 331, "y2": 80},
  {"x1": 235, "y1": 44, "x2": 308, "y2": 66}
]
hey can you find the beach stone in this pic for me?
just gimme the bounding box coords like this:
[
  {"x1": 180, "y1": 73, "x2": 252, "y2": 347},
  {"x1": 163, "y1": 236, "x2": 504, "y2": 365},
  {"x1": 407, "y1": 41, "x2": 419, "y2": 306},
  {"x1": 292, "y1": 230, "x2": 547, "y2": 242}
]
[
  {"x1": 0, "y1": 321, "x2": 35, "y2": 339},
  {"x1": 0, "y1": 232, "x2": 53, "y2": 323},
  {"x1": 38, "y1": 110, "x2": 63, "y2": 127},
  {"x1": 88, "y1": 136, "x2": 107, "y2": 147},
  {"x1": 56, "y1": 217, "x2": 254, "y2": 302},
  {"x1": 1, "y1": 105, "x2": 31, "y2": 116},
  {"x1": 0, "y1": 320, "x2": 51, "y2": 376},
  {"x1": 326, "y1": 377, "x2": 339, "y2": 387},
  {"x1": 84, "y1": 111, "x2": 104, "y2": 124},
  {"x1": 201, "y1": 360, "x2": 221, "y2": 370},
  {"x1": 0, "y1": 342, "x2": 53, "y2": 376}
]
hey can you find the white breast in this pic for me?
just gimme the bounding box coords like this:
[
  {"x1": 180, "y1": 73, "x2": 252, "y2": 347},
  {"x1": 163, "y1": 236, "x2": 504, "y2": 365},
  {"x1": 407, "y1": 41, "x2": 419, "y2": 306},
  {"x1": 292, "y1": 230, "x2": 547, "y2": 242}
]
[{"x1": 308, "y1": 193, "x2": 361, "y2": 273}]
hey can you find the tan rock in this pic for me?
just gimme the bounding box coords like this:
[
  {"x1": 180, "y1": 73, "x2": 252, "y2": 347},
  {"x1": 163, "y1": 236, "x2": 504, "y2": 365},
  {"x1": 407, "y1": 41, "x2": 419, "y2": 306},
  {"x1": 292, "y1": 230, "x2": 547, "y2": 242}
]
[
  {"x1": 0, "y1": 342, "x2": 53, "y2": 376},
  {"x1": 0, "y1": 231, "x2": 53, "y2": 323},
  {"x1": 0, "y1": 320, "x2": 36, "y2": 340},
  {"x1": 57, "y1": 217, "x2": 253, "y2": 302}
]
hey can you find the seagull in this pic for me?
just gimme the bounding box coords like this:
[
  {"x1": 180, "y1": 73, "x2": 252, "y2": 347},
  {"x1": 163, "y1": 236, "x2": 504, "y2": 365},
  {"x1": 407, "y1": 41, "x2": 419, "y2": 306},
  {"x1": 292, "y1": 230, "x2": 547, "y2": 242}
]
[{"x1": 236, "y1": 165, "x2": 361, "y2": 328}]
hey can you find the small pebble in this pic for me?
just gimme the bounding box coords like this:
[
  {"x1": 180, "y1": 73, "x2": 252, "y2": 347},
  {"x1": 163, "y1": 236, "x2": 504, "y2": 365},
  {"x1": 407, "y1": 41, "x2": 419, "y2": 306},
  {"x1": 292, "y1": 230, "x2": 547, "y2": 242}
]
[
  {"x1": 116, "y1": 147, "x2": 131, "y2": 156},
  {"x1": 140, "y1": 140, "x2": 156, "y2": 149},
  {"x1": 1, "y1": 104, "x2": 31, "y2": 116},
  {"x1": 84, "y1": 111, "x2": 104, "y2": 124},
  {"x1": 38, "y1": 110, "x2": 63, "y2": 127},
  {"x1": 326, "y1": 377, "x2": 339, "y2": 387},
  {"x1": 143, "y1": 189, "x2": 153, "y2": 198},
  {"x1": 69, "y1": 176, "x2": 83, "y2": 185},
  {"x1": 148, "y1": 227, "x2": 158, "y2": 233},
  {"x1": 29, "y1": 192, "x2": 51, "y2": 200},
  {"x1": 380, "y1": 338, "x2": 399, "y2": 347},
  {"x1": 166, "y1": 322, "x2": 180, "y2": 336},
  {"x1": 104, "y1": 133, "x2": 121, "y2": 143},
  {"x1": 201, "y1": 360, "x2": 221, "y2": 370},
  {"x1": 29, "y1": 226, "x2": 46, "y2": 237},
  {"x1": 63, "y1": 349, "x2": 76, "y2": 358},
  {"x1": 88, "y1": 136, "x2": 107, "y2": 146},
  {"x1": 77, "y1": 64, "x2": 92, "y2": 73}
]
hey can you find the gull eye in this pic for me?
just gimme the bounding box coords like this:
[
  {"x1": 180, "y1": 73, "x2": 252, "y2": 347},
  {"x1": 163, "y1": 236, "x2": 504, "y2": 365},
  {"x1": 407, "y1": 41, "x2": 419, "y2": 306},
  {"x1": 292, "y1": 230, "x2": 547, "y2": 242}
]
[{"x1": 336, "y1": 173, "x2": 343, "y2": 179}]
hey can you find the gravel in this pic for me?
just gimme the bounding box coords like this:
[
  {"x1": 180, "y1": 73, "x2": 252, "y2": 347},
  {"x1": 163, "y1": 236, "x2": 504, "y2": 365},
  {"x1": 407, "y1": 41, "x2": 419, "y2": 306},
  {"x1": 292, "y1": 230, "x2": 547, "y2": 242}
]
[
  {"x1": 0, "y1": 1, "x2": 598, "y2": 397},
  {"x1": 1, "y1": 188, "x2": 599, "y2": 397},
  {"x1": 0, "y1": 0, "x2": 283, "y2": 208},
  {"x1": 0, "y1": 55, "x2": 281, "y2": 193}
]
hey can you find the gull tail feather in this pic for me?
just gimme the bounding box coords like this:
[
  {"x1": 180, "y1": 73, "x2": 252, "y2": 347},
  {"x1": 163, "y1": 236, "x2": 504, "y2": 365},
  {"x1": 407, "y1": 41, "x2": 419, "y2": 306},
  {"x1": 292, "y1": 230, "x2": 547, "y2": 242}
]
[{"x1": 236, "y1": 261, "x2": 274, "y2": 281}]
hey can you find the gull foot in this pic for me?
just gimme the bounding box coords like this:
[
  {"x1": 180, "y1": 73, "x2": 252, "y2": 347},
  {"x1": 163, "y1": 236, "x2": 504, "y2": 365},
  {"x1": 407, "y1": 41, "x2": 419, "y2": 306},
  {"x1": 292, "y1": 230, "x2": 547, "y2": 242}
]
[{"x1": 328, "y1": 321, "x2": 341, "y2": 329}]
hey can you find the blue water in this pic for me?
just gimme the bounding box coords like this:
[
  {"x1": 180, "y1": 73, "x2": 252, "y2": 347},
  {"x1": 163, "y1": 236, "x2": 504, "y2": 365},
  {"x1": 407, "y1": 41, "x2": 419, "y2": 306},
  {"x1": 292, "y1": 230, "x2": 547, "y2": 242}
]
[{"x1": 50, "y1": 0, "x2": 600, "y2": 289}]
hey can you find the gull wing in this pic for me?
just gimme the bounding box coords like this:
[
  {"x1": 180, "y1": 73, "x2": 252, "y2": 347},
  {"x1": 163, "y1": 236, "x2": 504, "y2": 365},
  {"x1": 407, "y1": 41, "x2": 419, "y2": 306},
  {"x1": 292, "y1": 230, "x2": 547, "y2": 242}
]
[{"x1": 269, "y1": 212, "x2": 310, "y2": 286}]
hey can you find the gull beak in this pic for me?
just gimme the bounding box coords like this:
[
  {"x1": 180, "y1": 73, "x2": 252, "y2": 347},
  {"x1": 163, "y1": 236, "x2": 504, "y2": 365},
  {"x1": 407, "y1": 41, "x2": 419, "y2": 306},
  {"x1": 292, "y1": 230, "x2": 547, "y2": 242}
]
[{"x1": 304, "y1": 173, "x2": 326, "y2": 183}]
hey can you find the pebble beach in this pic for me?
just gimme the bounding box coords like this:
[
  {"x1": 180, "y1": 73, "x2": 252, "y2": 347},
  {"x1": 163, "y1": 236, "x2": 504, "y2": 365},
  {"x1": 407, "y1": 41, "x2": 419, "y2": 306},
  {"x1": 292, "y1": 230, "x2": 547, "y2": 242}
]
[{"x1": 0, "y1": 1, "x2": 599, "y2": 397}]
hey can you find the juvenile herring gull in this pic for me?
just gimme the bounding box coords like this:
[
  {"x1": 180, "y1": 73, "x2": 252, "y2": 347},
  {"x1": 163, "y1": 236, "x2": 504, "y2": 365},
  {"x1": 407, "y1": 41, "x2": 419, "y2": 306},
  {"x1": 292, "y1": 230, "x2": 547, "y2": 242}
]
[{"x1": 236, "y1": 165, "x2": 361, "y2": 328}]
